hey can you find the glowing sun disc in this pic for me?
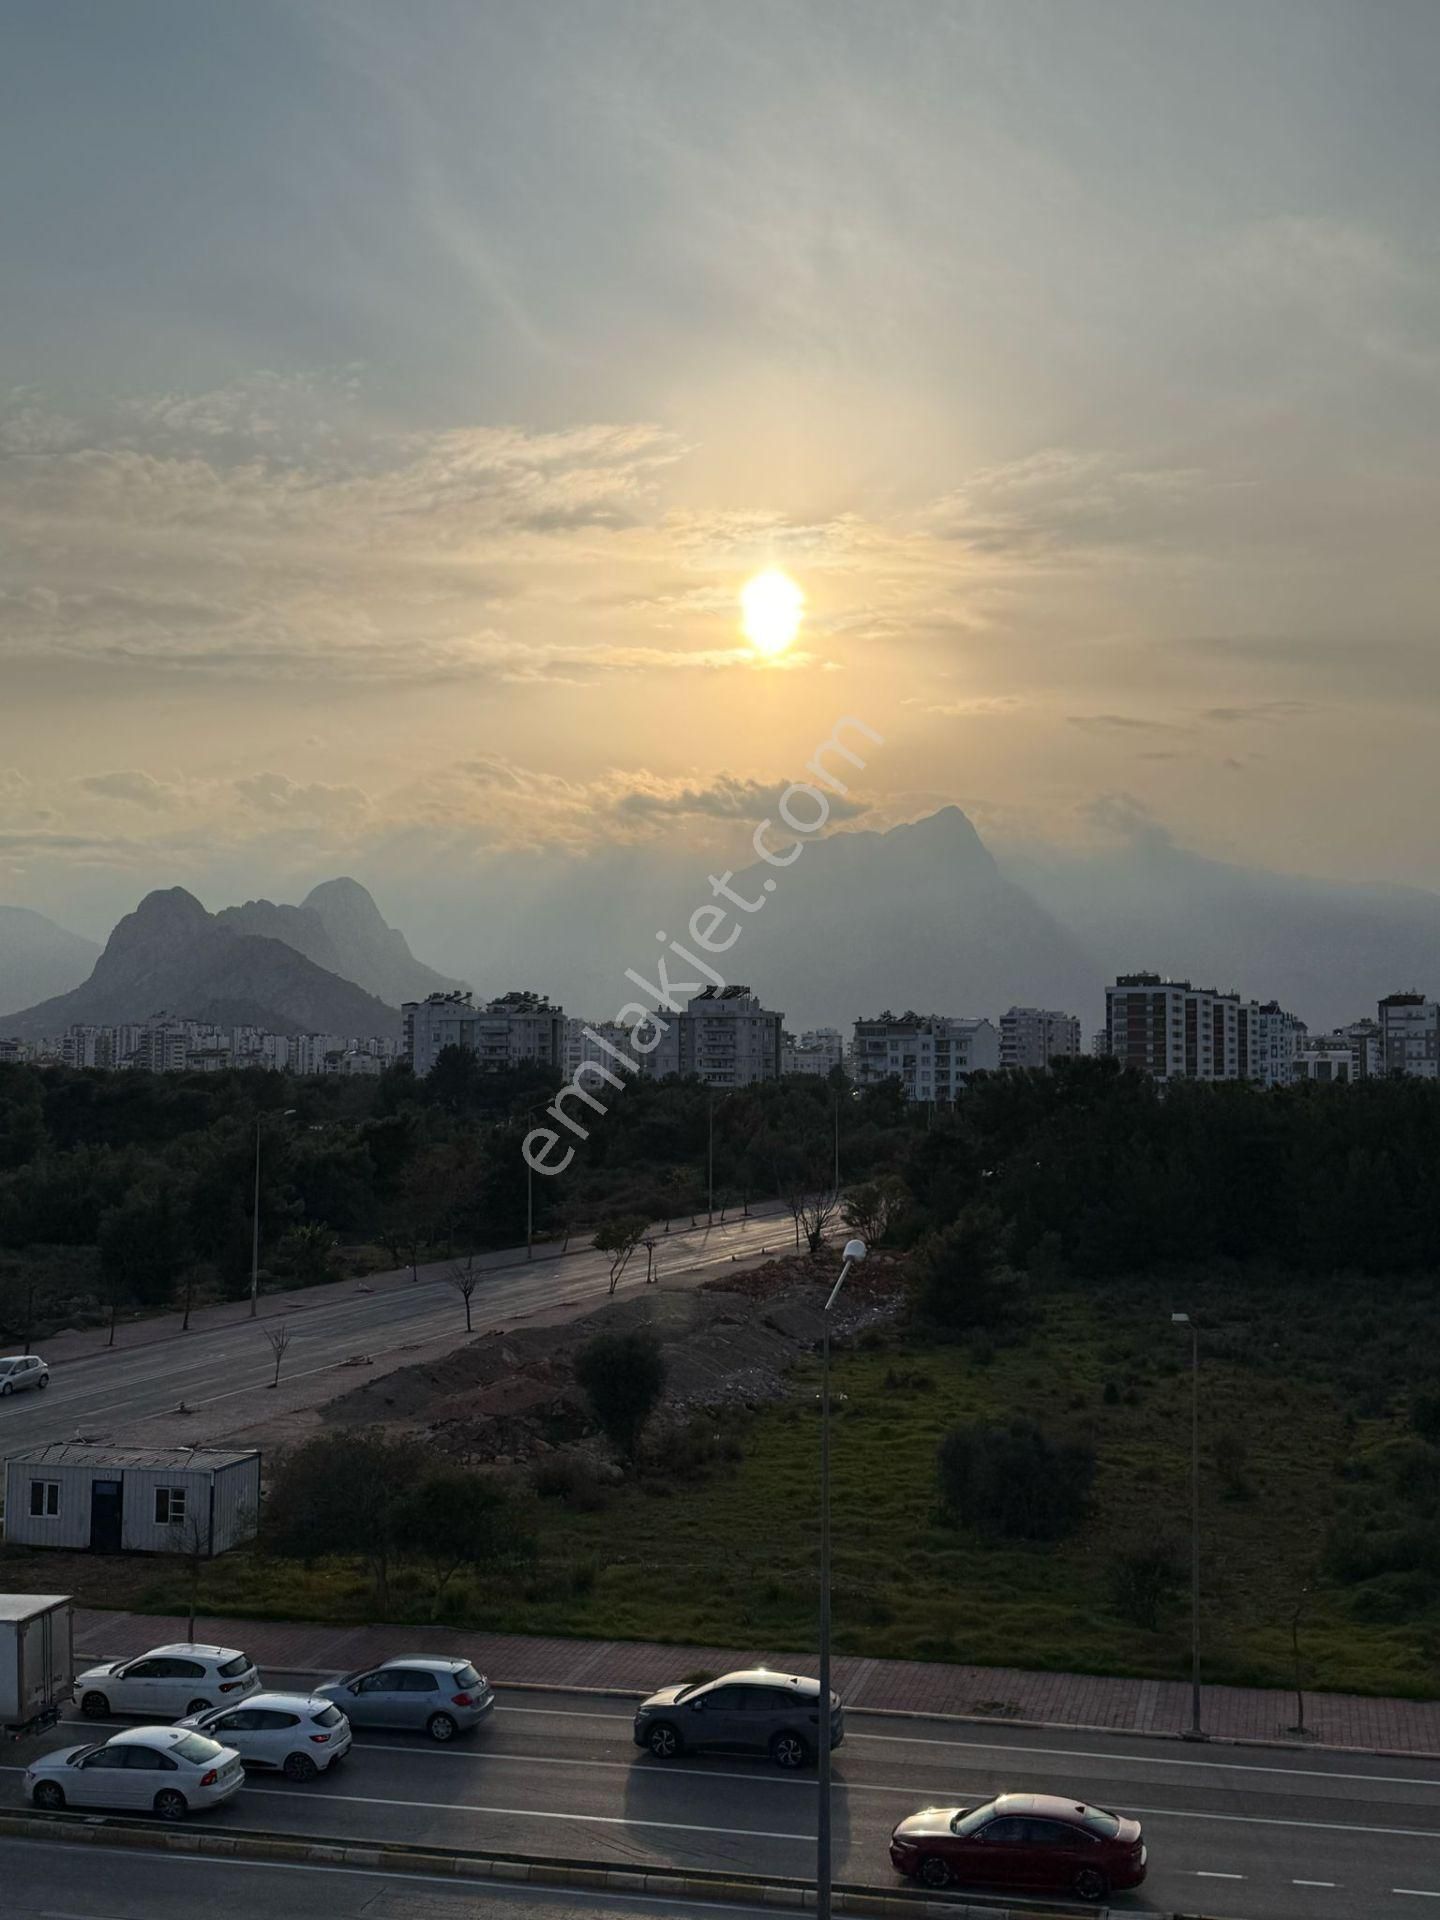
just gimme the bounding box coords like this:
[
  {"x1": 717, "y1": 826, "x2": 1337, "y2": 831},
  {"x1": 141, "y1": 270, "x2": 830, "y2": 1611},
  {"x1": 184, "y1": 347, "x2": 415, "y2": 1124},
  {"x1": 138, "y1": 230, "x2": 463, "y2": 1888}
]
[{"x1": 741, "y1": 569, "x2": 804, "y2": 657}]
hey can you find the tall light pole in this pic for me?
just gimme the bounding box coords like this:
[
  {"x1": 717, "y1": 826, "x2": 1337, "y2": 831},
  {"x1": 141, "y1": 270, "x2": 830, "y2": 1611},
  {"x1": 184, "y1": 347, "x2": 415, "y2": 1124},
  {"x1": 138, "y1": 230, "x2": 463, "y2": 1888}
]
[
  {"x1": 1172, "y1": 1312, "x2": 1203, "y2": 1737},
  {"x1": 250, "y1": 1108, "x2": 295, "y2": 1318},
  {"x1": 707, "y1": 1091, "x2": 715, "y2": 1228},
  {"x1": 818, "y1": 1236, "x2": 865, "y2": 1920}
]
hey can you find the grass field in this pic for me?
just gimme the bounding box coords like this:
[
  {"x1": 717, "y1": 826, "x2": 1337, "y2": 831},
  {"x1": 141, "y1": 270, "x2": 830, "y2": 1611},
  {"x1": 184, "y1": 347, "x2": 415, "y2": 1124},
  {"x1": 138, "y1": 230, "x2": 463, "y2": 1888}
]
[{"x1": 9, "y1": 1264, "x2": 1437, "y2": 1700}]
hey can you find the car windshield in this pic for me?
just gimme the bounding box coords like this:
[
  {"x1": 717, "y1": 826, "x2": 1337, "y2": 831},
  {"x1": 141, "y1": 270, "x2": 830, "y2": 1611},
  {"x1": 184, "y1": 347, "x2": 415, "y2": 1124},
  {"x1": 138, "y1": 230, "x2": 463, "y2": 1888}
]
[
  {"x1": 1080, "y1": 1807, "x2": 1121, "y2": 1837},
  {"x1": 951, "y1": 1802, "x2": 998, "y2": 1837},
  {"x1": 172, "y1": 1734, "x2": 222, "y2": 1764},
  {"x1": 671, "y1": 1684, "x2": 698, "y2": 1703},
  {"x1": 218, "y1": 1654, "x2": 251, "y2": 1678},
  {"x1": 312, "y1": 1704, "x2": 344, "y2": 1727},
  {"x1": 454, "y1": 1665, "x2": 482, "y2": 1690},
  {"x1": 69, "y1": 1746, "x2": 102, "y2": 1766}
]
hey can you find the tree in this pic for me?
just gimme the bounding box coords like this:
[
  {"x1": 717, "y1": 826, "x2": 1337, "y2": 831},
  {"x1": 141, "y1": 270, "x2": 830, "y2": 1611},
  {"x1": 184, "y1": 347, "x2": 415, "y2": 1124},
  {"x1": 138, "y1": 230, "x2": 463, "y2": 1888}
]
[
  {"x1": 266, "y1": 1429, "x2": 427, "y2": 1610},
  {"x1": 264, "y1": 1321, "x2": 292, "y2": 1388},
  {"x1": 593, "y1": 1214, "x2": 650, "y2": 1295},
  {"x1": 798, "y1": 1189, "x2": 838, "y2": 1254},
  {"x1": 576, "y1": 1329, "x2": 667, "y2": 1464},
  {"x1": 97, "y1": 1185, "x2": 191, "y2": 1309},
  {"x1": 447, "y1": 1255, "x2": 480, "y2": 1332},
  {"x1": 936, "y1": 1419, "x2": 1095, "y2": 1541},
  {"x1": 843, "y1": 1174, "x2": 908, "y2": 1247},
  {"x1": 277, "y1": 1222, "x2": 337, "y2": 1289},
  {"x1": 167, "y1": 1509, "x2": 213, "y2": 1642},
  {"x1": 913, "y1": 1206, "x2": 1017, "y2": 1331},
  {"x1": 396, "y1": 1467, "x2": 532, "y2": 1615}
]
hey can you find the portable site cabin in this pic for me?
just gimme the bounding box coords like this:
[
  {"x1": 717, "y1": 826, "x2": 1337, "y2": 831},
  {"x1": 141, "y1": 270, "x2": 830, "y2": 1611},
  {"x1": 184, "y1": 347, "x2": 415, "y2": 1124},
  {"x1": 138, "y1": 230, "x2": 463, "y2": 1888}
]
[{"x1": 3, "y1": 1445, "x2": 260, "y2": 1555}]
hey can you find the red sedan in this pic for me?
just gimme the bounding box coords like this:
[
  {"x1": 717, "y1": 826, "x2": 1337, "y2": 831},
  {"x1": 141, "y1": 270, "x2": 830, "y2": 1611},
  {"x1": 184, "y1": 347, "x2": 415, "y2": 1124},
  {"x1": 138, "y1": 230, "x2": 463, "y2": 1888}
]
[{"x1": 890, "y1": 1791, "x2": 1146, "y2": 1901}]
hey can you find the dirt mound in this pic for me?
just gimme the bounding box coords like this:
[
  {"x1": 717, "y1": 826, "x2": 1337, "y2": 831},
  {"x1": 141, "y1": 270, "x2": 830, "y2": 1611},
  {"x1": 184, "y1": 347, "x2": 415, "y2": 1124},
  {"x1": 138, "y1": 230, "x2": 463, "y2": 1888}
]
[{"x1": 322, "y1": 1250, "x2": 906, "y2": 1465}]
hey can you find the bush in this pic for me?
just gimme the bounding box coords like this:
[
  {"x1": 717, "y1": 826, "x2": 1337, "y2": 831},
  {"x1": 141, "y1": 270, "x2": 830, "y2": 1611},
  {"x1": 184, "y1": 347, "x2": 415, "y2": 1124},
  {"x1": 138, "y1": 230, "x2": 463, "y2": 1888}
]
[
  {"x1": 576, "y1": 1329, "x2": 667, "y2": 1464},
  {"x1": 936, "y1": 1420, "x2": 1096, "y2": 1541},
  {"x1": 531, "y1": 1455, "x2": 609, "y2": 1511},
  {"x1": 1411, "y1": 1388, "x2": 1440, "y2": 1443},
  {"x1": 1213, "y1": 1426, "x2": 1251, "y2": 1499},
  {"x1": 1109, "y1": 1538, "x2": 1184, "y2": 1629}
]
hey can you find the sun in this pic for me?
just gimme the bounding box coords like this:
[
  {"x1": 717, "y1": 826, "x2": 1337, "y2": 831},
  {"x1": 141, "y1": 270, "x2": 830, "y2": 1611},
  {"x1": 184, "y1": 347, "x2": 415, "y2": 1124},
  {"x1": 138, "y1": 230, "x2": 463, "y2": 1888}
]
[{"x1": 740, "y1": 569, "x2": 804, "y2": 657}]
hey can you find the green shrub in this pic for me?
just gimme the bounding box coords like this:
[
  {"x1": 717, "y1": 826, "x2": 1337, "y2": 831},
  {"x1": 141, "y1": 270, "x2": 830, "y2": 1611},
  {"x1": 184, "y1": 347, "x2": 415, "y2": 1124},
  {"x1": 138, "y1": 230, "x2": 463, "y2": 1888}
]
[{"x1": 936, "y1": 1419, "x2": 1096, "y2": 1541}]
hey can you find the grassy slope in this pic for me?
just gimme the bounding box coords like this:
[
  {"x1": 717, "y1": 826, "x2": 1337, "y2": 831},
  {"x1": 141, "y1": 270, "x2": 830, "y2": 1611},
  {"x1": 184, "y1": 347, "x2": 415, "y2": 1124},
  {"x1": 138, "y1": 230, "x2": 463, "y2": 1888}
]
[{"x1": 8, "y1": 1269, "x2": 1430, "y2": 1698}]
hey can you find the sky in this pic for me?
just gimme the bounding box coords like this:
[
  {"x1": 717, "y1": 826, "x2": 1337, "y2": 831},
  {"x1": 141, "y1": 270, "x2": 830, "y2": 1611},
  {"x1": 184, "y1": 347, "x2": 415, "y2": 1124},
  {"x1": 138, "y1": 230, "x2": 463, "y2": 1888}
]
[{"x1": 3, "y1": 0, "x2": 1440, "y2": 963}]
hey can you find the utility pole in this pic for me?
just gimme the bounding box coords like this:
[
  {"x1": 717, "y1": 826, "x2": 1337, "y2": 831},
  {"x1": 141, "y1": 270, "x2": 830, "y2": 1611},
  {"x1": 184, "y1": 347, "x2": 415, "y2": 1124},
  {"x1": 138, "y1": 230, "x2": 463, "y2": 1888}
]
[
  {"x1": 1172, "y1": 1312, "x2": 1203, "y2": 1736},
  {"x1": 817, "y1": 1240, "x2": 866, "y2": 1920},
  {"x1": 248, "y1": 1117, "x2": 261, "y2": 1319},
  {"x1": 707, "y1": 1092, "x2": 714, "y2": 1228}
]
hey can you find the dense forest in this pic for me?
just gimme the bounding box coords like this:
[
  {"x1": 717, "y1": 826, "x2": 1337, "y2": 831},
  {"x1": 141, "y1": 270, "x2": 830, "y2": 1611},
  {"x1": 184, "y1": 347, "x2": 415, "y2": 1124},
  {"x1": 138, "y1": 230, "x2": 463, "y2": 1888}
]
[{"x1": 4, "y1": 1051, "x2": 1440, "y2": 1344}]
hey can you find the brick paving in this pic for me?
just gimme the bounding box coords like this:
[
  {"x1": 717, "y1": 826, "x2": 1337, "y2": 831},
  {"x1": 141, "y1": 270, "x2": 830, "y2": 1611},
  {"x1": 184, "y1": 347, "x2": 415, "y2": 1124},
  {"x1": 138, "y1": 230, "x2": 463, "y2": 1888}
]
[{"x1": 72, "y1": 1607, "x2": 1440, "y2": 1757}]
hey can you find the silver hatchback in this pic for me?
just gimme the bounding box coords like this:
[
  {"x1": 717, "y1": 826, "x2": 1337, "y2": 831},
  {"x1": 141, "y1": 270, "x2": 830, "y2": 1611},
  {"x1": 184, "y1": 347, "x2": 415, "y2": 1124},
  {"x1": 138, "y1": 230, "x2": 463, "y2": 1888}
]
[
  {"x1": 0, "y1": 1354, "x2": 49, "y2": 1396},
  {"x1": 314, "y1": 1657, "x2": 493, "y2": 1742}
]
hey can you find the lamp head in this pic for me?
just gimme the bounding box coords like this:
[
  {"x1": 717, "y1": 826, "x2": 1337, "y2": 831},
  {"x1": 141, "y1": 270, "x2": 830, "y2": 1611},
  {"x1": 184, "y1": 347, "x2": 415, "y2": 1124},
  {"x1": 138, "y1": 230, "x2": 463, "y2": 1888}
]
[
  {"x1": 1171, "y1": 1312, "x2": 1191, "y2": 1326},
  {"x1": 843, "y1": 1239, "x2": 867, "y2": 1263}
]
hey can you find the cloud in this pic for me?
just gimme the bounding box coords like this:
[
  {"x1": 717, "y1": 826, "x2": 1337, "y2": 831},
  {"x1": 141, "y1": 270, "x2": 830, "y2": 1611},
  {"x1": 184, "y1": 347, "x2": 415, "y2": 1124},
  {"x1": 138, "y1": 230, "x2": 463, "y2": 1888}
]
[
  {"x1": 79, "y1": 770, "x2": 177, "y2": 811},
  {"x1": 614, "y1": 772, "x2": 866, "y2": 823},
  {"x1": 1199, "y1": 701, "x2": 1309, "y2": 724},
  {"x1": 924, "y1": 449, "x2": 1211, "y2": 562},
  {"x1": 1081, "y1": 791, "x2": 1175, "y2": 850},
  {"x1": 233, "y1": 773, "x2": 370, "y2": 819},
  {"x1": 1067, "y1": 713, "x2": 1185, "y2": 736}
]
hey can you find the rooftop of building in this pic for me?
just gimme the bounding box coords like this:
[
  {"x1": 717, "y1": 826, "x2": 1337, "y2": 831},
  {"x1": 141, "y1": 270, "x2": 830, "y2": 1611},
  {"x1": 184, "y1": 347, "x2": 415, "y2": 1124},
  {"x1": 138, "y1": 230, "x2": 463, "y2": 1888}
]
[{"x1": 9, "y1": 1443, "x2": 259, "y2": 1471}]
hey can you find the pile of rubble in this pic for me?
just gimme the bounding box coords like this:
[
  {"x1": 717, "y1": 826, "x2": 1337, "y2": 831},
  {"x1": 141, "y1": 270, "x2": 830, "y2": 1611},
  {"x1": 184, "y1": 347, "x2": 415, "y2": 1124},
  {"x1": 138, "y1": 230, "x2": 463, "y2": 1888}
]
[{"x1": 321, "y1": 1250, "x2": 906, "y2": 1467}]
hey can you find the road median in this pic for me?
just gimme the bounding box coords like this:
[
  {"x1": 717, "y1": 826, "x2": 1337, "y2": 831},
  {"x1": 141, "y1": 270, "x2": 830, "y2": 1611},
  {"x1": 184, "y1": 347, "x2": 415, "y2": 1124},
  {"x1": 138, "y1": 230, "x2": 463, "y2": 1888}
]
[{"x1": 0, "y1": 1805, "x2": 1141, "y2": 1917}]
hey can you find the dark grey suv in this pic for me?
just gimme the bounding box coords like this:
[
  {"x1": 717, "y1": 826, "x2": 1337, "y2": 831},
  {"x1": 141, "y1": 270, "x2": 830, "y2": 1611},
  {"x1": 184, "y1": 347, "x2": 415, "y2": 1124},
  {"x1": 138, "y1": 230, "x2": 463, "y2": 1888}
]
[{"x1": 634, "y1": 1668, "x2": 843, "y2": 1769}]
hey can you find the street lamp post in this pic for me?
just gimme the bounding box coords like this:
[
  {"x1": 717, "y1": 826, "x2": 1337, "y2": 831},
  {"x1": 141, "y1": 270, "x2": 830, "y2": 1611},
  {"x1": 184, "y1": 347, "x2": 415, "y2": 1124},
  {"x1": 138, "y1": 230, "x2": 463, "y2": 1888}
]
[
  {"x1": 707, "y1": 1091, "x2": 715, "y2": 1228},
  {"x1": 818, "y1": 1236, "x2": 866, "y2": 1920},
  {"x1": 250, "y1": 1109, "x2": 295, "y2": 1319},
  {"x1": 1172, "y1": 1312, "x2": 1203, "y2": 1736}
]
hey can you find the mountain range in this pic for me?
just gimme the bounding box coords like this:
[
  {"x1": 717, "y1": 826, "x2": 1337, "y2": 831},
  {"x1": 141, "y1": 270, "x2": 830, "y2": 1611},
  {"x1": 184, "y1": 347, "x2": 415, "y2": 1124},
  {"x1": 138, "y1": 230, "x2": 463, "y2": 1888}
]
[
  {"x1": 0, "y1": 879, "x2": 465, "y2": 1040},
  {"x1": 3, "y1": 808, "x2": 1438, "y2": 1043}
]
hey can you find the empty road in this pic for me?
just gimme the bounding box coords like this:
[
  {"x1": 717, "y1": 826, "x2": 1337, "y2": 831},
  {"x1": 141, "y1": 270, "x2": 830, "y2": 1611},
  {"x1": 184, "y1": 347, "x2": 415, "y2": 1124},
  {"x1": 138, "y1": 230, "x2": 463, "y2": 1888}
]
[
  {"x1": 0, "y1": 1206, "x2": 790, "y2": 1463},
  {"x1": 10, "y1": 1680, "x2": 1440, "y2": 1916}
]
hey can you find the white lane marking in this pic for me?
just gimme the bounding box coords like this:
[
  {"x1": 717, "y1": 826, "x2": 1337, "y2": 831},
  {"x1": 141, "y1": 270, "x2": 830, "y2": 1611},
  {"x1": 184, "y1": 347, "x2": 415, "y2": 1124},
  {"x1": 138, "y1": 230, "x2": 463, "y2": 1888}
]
[
  {"x1": 1395, "y1": 1893, "x2": 1440, "y2": 1899},
  {"x1": 1123, "y1": 1801, "x2": 1440, "y2": 1840},
  {"x1": 500, "y1": 1704, "x2": 1440, "y2": 1795},
  {"x1": 1196, "y1": 1870, "x2": 1245, "y2": 1877},
  {"x1": 245, "y1": 1781, "x2": 808, "y2": 1843},
  {"x1": 1294, "y1": 1880, "x2": 1337, "y2": 1888},
  {"x1": 0, "y1": 1836, "x2": 786, "y2": 1917}
]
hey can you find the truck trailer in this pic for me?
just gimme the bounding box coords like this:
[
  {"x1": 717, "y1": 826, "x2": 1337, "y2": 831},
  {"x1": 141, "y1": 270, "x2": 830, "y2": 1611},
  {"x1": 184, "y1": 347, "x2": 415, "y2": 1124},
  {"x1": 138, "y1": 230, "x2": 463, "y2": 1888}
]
[{"x1": 0, "y1": 1594, "x2": 73, "y2": 1739}]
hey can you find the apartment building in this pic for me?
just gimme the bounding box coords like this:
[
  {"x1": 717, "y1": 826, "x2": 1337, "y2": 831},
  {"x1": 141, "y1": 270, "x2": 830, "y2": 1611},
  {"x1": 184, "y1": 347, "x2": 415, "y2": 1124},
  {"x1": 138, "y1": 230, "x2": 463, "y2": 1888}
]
[
  {"x1": 1379, "y1": 993, "x2": 1440, "y2": 1079},
  {"x1": 1000, "y1": 1007, "x2": 1083, "y2": 1071},
  {"x1": 644, "y1": 985, "x2": 783, "y2": 1088},
  {"x1": 1105, "y1": 974, "x2": 1266, "y2": 1082},
  {"x1": 851, "y1": 1010, "x2": 1000, "y2": 1102},
  {"x1": 402, "y1": 989, "x2": 565, "y2": 1076},
  {"x1": 780, "y1": 1027, "x2": 845, "y2": 1076}
]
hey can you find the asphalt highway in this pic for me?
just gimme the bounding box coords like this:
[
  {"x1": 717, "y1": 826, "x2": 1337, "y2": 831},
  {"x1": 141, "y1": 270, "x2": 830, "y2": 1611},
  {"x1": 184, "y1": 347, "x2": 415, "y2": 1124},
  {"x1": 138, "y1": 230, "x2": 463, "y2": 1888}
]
[
  {"x1": 9, "y1": 1683, "x2": 1440, "y2": 1918},
  {"x1": 0, "y1": 1837, "x2": 786, "y2": 1920},
  {"x1": 0, "y1": 1205, "x2": 789, "y2": 1463}
]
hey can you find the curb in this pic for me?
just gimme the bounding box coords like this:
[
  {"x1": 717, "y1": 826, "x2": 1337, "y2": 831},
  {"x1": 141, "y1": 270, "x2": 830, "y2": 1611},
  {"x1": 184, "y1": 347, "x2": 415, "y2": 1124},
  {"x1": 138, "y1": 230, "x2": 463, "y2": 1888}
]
[{"x1": 0, "y1": 1809, "x2": 1113, "y2": 1918}]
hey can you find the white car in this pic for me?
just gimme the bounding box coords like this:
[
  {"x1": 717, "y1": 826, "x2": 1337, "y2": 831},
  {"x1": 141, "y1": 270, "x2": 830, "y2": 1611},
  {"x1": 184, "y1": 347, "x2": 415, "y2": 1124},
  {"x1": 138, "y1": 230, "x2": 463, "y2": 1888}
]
[
  {"x1": 77, "y1": 1643, "x2": 260, "y2": 1720},
  {"x1": 25, "y1": 1725, "x2": 243, "y2": 1820},
  {"x1": 0, "y1": 1354, "x2": 48, "y2": 1395},
  {"x1": 177, "y1": 1692, "x2": 351, "y2": 1780}
]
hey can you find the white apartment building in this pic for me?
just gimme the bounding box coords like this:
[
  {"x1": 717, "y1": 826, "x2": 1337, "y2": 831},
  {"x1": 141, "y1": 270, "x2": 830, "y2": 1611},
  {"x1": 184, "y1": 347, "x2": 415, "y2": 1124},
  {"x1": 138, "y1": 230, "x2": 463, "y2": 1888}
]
[
  {"x1": 1105, "y1": 974, "x2": 1270, "y2": 1082},
  {"x1": 1379, "y1": 993, "x2": 1440, "y2": 1078},
  {"x1": 1255, "y1": 1000, "x2": 1305, "y2": 1089},
  {"x1": 780, "y1": 1027, "x2": 845, "y2": 1077},
  {"x1": 563, "y1": 1017, "x2": 638, "y2": 1078},
  {"x1": 403, "y1": 990, "x2": 565, "y2": 1076},
  {"x1": 644, "y1": 985, "x2": 783, "y2": 1087},
  {"x1": 1000, "y1": 1007, "x2": 1082, "y2": 1071},
  {"x1": 851, "y1": 1011, "x2": 1001, "y2": 1102}
]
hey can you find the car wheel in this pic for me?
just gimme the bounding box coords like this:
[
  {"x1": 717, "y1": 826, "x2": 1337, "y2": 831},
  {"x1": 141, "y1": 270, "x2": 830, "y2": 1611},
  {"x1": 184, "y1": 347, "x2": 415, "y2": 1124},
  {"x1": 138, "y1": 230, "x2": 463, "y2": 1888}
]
[
  {"x1": 80, "y1": 1692, "x2": 110, "y2": 1719},
  {"x1": 32, "y1": 1781, "x2": 65, "y2": 1812},
  {"x1": 426, "y1": 1712, "x2": 457, "y2": 1742},
  {"x1": 770, "y1": 1730, "x2": 810, "y2": 1770},
  {"x1": 153, "y1": 1790, "x2": 188, "y2": 1821},
  {"x1": 0, "y1": 1382, "x2": 11, "y2": 1396},
  {"x1": 646, "y1": 1721, "x2": 682, "y2": 1760},
  {"x1": 282, "y1": 1752, "x2": 319, "y2": 1782},
  {"x1": 36, "y1": 1374, "x2": 48, "y2": 1389},
  {"x1": 917, "y1": 1856, "x2": 951, "y2": 1889},
  {"x1": 1073, "y1": 1867, "x2": 1109, "y2": 1903}
]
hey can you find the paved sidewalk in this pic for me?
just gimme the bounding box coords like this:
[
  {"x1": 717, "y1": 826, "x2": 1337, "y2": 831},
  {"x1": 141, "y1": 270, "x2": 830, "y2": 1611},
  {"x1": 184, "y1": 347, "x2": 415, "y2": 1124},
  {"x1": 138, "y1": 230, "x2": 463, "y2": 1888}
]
[{"x1": 71, "y1": 1606, "x2": 1440, "y2": 1758}]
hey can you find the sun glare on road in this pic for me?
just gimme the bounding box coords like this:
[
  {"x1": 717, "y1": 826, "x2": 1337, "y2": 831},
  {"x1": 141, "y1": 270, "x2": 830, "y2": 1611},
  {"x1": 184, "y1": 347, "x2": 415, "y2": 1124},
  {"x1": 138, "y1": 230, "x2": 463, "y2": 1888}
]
[{"x1": 741, "y1": 569, "x2": 804, "y2": 657}]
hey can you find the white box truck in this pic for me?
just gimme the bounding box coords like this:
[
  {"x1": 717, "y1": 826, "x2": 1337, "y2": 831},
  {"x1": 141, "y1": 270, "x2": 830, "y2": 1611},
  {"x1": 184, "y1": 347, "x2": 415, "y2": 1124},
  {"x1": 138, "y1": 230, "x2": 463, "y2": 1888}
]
[{"x1": 0, "y1": 1595, "x2": 73, "y2": 1739}]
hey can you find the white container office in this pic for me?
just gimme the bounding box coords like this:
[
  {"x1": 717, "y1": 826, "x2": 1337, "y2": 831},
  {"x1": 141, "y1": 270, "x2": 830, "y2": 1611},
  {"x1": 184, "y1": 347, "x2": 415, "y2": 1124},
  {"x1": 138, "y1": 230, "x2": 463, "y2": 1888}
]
[{"x1": 4, "y1": 1445, "x2": 260, "y2": 1555}]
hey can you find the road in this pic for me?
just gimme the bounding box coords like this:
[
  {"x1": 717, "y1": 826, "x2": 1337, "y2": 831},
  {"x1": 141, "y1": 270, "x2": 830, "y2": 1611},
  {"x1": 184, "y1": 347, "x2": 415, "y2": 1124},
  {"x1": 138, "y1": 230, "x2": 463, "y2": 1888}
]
[
  {"x1": 0, "y1": 1206, "x2": 791, "y2": 1463},
  {"x1": 0, "y1": 1837, "x2": 776, "y2": 1920},
  {"x1": 10, "y1": 1682, "x2": 1440, "y2": 1917}
]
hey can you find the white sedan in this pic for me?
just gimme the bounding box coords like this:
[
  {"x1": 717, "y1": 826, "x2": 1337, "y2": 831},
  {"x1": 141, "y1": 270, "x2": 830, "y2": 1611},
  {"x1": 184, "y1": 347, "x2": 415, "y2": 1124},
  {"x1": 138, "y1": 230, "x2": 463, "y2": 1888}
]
[
  {"x1": 177, "y1": 1692, "x2": 351, "y2": 1779},
  {"x1": 25, "y1": 1726, "x2": 243, "y2": 1820}
]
